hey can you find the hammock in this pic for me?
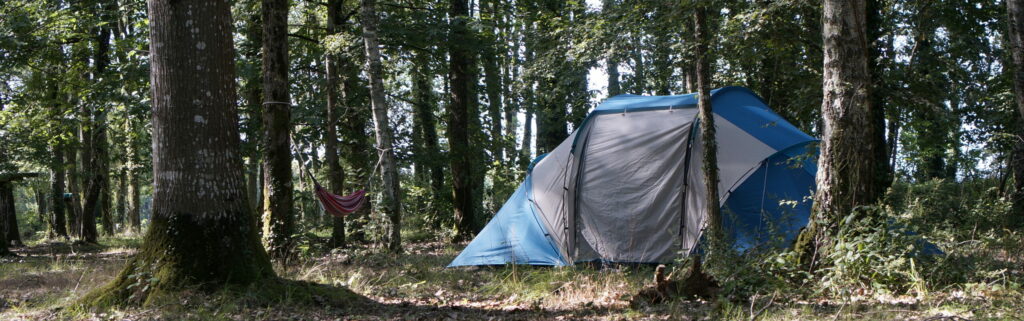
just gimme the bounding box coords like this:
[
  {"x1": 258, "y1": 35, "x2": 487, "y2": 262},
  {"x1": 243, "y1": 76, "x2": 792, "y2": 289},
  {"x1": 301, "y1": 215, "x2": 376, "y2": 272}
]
[
  {"x1": 289, "y1": 130, "x2": 370, "y2": 218},
  {"x1": 314, "y1": 184, "x2": 366, "y2": 218}
]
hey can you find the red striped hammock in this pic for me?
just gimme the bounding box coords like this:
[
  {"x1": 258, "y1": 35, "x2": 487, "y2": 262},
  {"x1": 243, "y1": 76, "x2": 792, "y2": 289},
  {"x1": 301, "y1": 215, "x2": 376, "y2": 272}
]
[{"x1": 314, "y1": 184, "x2": 367, "y2": 217}]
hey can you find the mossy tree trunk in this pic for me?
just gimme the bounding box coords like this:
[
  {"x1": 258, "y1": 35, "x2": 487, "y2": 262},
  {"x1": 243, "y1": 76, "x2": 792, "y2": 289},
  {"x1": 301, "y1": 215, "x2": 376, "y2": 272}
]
[
  {"x1": 694, "y1": 4, "x2": 722, "y2": 246},
  {"x1": 261, "y1": 0, "x2": 295, "y2": 259},
  {"x1": 798, "y1": 0, "x2": 884, "y2": 266},
  {"x1": 85, "y1": 0, "x2": 274, "y2": 306},
  {"x1": 361, "y1": 0, "x2": 403, "y2": 252}
]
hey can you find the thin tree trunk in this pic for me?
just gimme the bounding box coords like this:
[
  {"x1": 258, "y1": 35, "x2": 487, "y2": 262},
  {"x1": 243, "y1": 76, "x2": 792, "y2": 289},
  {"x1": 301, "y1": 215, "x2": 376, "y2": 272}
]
[
  {"x1": 261, "y1": 0, "x2": 295, "y2": 259},
  {"x1": 80, "y1": 0, "x2": 116, "y2": 243},
  {"x1": 607, "y1": 58, "x2": 621, "y2": 97},
  {"x1": 448, "y1": 0, "x2": 480, "y2": 241},
  {"x1": 66, "y1": 148, "x2": 82, "y2": 238},
  {"x1": 361, "y1": 0, "x2": 403, "y2": 252},
  {"x1": 115, "y1": 169, "x2": 127, "y2": 231},
  {"x1": 1006, "y1": 0, "x2": 1024, "y2": 223},
  {"x1": 522, "y1": 106, "x2": 533, "y2": 167},
  {"x1": 798, "y1": 0, "x2": 883, "y2": 265},
  {"x1": 411, "y1": 50, "x2": 445, "y2": 221},
  {"x1": 605, "y1": 0, "x2": 621, "y2": 99},
  {"x1": 866, "y1": 0, "x2": 893, "y2": 194},
  {"x1": 694, "y1": 5, "x2": 722, "y2": 245},
  {"x1": 36, "y1": 188, "x2": 51, "y2": 238},
  {"x1": 339, "y1": 62, "x2": 371, "y2": 243},
  {"x1": 482, "y1": 0, "x2": 504, "y2": 163},
  {"x1": 326, "y1": 0, "x2": 347, "y2": 248},
  {"x1": 51, "y1": 146, "x2": 68, "y2": 238},
  {"x1": 128, "y1": 169, "x2": 140, "y2": 232},
  {"x1": 85, "y1": 0, "x2": 274, "y2": 304}
]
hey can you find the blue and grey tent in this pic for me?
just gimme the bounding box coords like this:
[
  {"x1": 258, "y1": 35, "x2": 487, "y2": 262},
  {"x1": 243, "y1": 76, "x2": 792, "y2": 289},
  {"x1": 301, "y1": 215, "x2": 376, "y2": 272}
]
[{"x1": 449, "y1": 87, "x2": 818, "y2": 267}]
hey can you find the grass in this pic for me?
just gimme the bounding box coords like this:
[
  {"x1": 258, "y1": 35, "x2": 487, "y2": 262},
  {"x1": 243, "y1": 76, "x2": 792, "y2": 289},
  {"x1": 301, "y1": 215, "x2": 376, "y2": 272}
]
[{"x1": 1, "y1": 232, "x2": 1022, "y2": 320}]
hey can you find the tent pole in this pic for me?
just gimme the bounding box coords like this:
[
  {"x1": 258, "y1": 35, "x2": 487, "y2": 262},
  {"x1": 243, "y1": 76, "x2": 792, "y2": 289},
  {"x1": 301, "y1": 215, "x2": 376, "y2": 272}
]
[{"x1": 678, "y1": 114, "x2": 700, "y2": 255}]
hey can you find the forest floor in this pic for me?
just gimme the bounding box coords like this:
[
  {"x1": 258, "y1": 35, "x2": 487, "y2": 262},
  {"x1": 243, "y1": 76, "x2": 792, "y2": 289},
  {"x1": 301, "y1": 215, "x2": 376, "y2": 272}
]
[{"x1": 0, "y1": 234, "x2": 1021, "y2": 320}]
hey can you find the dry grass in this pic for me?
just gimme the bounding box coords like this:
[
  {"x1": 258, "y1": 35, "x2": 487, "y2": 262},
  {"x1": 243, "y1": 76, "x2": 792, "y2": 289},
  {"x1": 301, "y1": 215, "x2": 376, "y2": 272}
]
[{"x1": 0, "y1": 235, "x2": 1020, "y2": 320}]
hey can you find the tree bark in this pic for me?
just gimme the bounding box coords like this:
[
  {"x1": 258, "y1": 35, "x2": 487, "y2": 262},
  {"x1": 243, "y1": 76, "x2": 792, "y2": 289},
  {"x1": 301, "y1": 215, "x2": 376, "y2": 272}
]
[
  {"x1": 128, "y1": 169, "x2": 140, "y2": 232},
  {"x1": 326, "y1": 0, "x2": 347, "y2": 248},
  {"x1": 482, "y1": 0, "x2": 504, "y2": 163},
  {"x1": 36, "y1": 188, "x2": 51, "y2": 238},
  {"x1": 361, "y1": 0, "x2": 403, "y2": 252},
  {"x1": 81, "y1": 0, "x2": 116, "y2": 243},
  {"x1": 448, "y1": 0, "x2": 480, "y2": 240},
  {"x1": 1006, "y1": 0, "x2": 1024, "y2": 223},
  {"x1": 261, "y1": 0, "x2": 295, "y2": 259},
  {"x1": 866, "y1": 0, "x2": 893, "y2": 195},
  {"x1": 2, "y1": 182, "x2": 22, "y2": 247},
  {"x1": 85, "y1": 0, "x2": 274, "y2": 305},
  {"x1": 66, "y1": 148, "x2": 82, "y2": 238},
  {"x1": 411, "y1": 50, "x2": 446, "y2": 222},
  {"x1": 51, "y1": 146, "x2": 68, "y2": 238},
  {"x1": 116, "y1": 169, "x2": 127, "y2": 230},
  {"x1": 605, "y1": 0, "x2": 621, "y2": 99},
  {"x1": 0, "y1": 182, "x2": 16, "y2": 255},
  {"x1": 694, "y1": 5, "x2": 722, "y2": 245},
  {"x1": 800, "y1": 0, "x2": 883, "y2": 263},
  {"x1": 338, "y1": 64, "x2": 372, "y2": 243}
]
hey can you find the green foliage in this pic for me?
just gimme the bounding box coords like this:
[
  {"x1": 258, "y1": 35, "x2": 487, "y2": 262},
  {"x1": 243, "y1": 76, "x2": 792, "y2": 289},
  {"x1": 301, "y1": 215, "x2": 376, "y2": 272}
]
[
  {"x1": 817, "y1": 207, "x2": 932, "y2": 297},
  {"x1": 886, "y1": 178, "x2": 1013, "y2": 232}
]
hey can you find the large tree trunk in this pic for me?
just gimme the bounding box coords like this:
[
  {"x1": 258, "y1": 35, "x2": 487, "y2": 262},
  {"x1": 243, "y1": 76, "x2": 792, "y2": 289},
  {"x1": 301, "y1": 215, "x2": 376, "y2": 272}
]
[
  {"x1": 326, "y1": 0, "x2": 348, "y2": 248},
  {"x1": 2, "y1": 182, "x2": 22, "y2": 247},
  {"x1": 0, "y1": 182, "x2": 15, "y2": 255},
  {"x1": 85, "y1": 0, "x2": 274, "y2": 305},
  {"x1": 361, "y1": 0, "x2": 403, "y2": 252},
  {"x1": 51, "y1": 146, "x2": 68, "y2": 238},
  {"x1": 448, "y1": 0, "x2": 480, "y2": 240},
  {"x1": 799, "y1": 0, "x2": 883, "y2": 265},
  {"x1": 1007, "y1": 0, "x2": 1024, "y2": 223},
  {"x1": 694, "y1": 5, "x2": 721, "y2": 245},
  {"x1": 261, "y1": 0, "x2": 295, "y2": 259}
]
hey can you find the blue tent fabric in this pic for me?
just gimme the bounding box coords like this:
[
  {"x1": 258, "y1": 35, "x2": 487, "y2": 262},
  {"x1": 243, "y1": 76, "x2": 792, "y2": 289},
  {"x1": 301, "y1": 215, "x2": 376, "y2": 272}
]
[
  {"x1": 723, "y1": 144, "x2": 816, "y2": 252},
  {"x1": 451, "y1": 87, "x2": 824, "y2": 266},
  {"x1": 448, "y1": 177, "x2": 568, "y2": 267}
]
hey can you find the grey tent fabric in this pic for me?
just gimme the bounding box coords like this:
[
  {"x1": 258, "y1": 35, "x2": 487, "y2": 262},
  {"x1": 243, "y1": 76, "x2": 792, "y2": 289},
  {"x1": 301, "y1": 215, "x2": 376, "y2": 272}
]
[
  {"x1": 573, "y1": 109, "x2": 697, "y2": 262},
  {"x1": 530, "y1": 130, "x2": 581, "y2": 263},
  {"x1": 683, "y1": 113, "x2": 778, "y2": 252}
]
